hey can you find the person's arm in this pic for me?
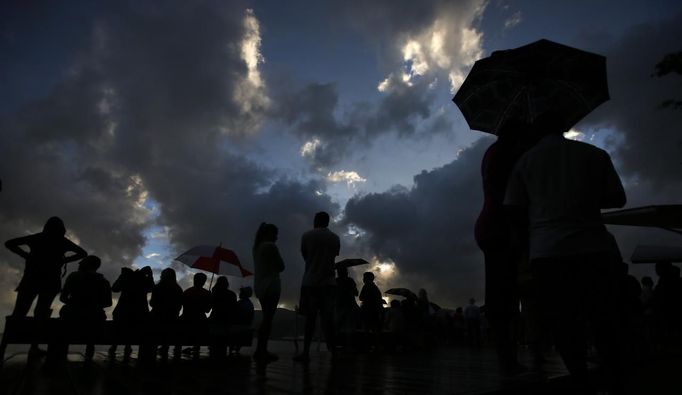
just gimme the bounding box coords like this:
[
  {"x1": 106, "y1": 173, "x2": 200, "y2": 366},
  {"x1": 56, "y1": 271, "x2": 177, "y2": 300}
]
[
  {"x1": 600, "y1": 151, "x2": 626, "y2": 208},
  {"x1": 266, "y1": 243, "x2": 285, "y2": 273},
  {"x1": 62, "y1": 238, "x2": 87, "y2": 264},
  {"x1": 503, "y1": 161, "x2": 530, "y2": 247},
  {"x1": 60, "y1": 275, "x2": 73, "y2": 304},
  {"x1": 4, "y1": 235, "x2": 34, "y2": 260},
  {"x1": 300, "y1": 234, "x2": 308, "y2": 262},
  {"x1": 111, "y1": 271, "x2": 125, "y2": 293},
  {"x1": 103, "y1": 280, "x2": 113, "y2": 308}
]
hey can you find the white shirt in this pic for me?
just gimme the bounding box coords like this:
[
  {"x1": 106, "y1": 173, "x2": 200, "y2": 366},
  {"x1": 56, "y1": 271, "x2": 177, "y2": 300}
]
[
  {"x1": 300, "y1": 227, "x2": 340, "y2": 287},
  {"x1": 504, "y1": 134, "x2": 626, "y2": 259}
]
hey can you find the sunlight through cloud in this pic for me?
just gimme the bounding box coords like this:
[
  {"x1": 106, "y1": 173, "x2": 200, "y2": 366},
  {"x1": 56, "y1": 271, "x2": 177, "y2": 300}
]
[{"x1": 326, "y1": 170, "x2": 367, "y2": 186}]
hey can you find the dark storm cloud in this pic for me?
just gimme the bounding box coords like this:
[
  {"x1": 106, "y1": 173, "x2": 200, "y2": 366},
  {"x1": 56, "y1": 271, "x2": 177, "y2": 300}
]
[
  {"x1": 0, "y1": 1, "x2": 337, "y2": 316},
  {"x1": 270, "y1": 0, "x2": 483, "y2": 170},
  {"x1": 271, "y1": 77, "x2": 441, "y2": 169},
  {"x1": 578, "y1": 12, "x2": 682, "y2": 191},
  {"x1": 341, "y1": 12, "x2": 682, "y2": 308},
  {"x1": 344, "y1": 139, "x2": 491, "y2": 306}
]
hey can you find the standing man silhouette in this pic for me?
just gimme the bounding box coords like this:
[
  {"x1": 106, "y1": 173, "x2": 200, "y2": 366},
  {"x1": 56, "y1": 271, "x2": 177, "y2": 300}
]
[
  {"x1": 504, "y1": 118, "x2": 626, "y2": 393},
  {"x1": 294, "y1": 211, "x2": 340, "y2": 362}
]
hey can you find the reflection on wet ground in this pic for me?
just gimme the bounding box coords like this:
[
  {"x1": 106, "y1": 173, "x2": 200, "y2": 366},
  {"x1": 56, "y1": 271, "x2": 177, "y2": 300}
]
[{"x1": 3, "y1": 341, "x2": 675, "y2": 394}]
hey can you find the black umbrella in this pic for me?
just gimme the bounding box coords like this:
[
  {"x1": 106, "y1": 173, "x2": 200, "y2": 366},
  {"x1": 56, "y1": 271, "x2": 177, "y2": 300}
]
[
  {"x1": 453, "y1": 39, "x2": 609, "y2": 135},
  {"x1": 335, "y1": 258, "x2": 370, "y2": 269},
  {"x1": 384, "y1": 288, "x2": 417, "y2": 299}
]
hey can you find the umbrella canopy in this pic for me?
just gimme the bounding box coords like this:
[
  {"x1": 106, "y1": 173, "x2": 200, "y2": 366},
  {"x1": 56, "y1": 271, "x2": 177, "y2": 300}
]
[
  {"x1": 335, "y1": 258, "x2": 370, "y2": 269},
  {"x1": 175, "y1": 245, "x2": 253, "y2": 277},
  {"x1": 631, "y1": 245, "x2": 682, "y2": 264},
  {"x1": 602, "y1": 205, "x2": 682, "y2": 230},
  {"x1": 453, "y1": 39, "x2": 608, "y2": 135},
  {"x1": 384, "y1": 288, "x2": 417, "y2": 299}
]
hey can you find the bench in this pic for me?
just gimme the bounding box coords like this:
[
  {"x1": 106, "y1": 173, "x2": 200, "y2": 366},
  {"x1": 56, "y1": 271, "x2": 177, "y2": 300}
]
[{"x1": 0, "y1": 316, "x2": 253, "y2": 364}]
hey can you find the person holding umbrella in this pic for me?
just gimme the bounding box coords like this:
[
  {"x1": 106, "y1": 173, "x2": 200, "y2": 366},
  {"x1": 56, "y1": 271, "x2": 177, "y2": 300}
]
[
  {"x1": 252, "y1": 222, "x2": 285, "y2": 362},
  {"x1": 504, "y1": 111, "x2": 627, "y2": 393},
  {"x1": 474, "y1": 117, "x2": 540, "y2": 373}
]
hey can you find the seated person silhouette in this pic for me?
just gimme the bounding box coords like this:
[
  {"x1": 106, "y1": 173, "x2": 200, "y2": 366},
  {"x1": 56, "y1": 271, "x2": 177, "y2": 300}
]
[
  {"x1": 150, "y1": 268, "x2": 183, "y2": 360},
  {"x1": 359, "y1": 272, "x2": 384, "y2": 336},
  {"x1": 59, "y1": 255, "x2": 112, "y2": 360},
  {"x1": 181, "y1": 272, "x2": 212, "y2": 358},
  {"x1": 335, "y1": 266, "x2": 359, "y2": 346},
  {"x1": 231, "y1": 286, "x2": 255, "y2": 355},
  {"x1": 384, "y1": 300, "x2": 406, "y2": 351},
  {"x1": 108, "y1": 266, "x2": 154, "y2": 360},
  {"x1": 209, "y1": 276, "x2": 237, "y2": 358}
]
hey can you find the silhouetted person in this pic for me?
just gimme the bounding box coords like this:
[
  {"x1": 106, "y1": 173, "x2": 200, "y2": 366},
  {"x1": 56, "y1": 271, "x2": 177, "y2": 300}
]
[
  {"x1": 359, "y1": 272, "x2": 383, "y2": 337},
  {"x1": 452, "y1": 307, "x2": 465, "y2": 344},
  {"x1": 384, "y1": 300, "x2": 405, "y2": 350},
  {"x1": 210, "y1": 276, "x2": 237, "y2": 322},
  {"x1": 464, "y1": 298, "x2": 481, "y2": 347},
  {"x1": 504, "y1": 118, "x2": 627, "y2": 394},
  {"x1": 294, "y1": 212, "x2": 340, "y2": 362},
  {"x1": 182, "y1": 272, "x2": 212, "y2": 358},
  {"x1": 253, "y1": 223, "x2": 285, "y2": 362},
  {"x1": 5, "y1": 217, "x2": 87, "y2": 321},
  {"x1": 232, "y1": 286, "x2": 255, "y2": 355},
  {"x1": 209, "y1": 276, "x2": 237, "y2": 358},
  {"x1": 653, "y1": 262, "x2": 682, "y2": 345},
  {"x1": 640, "y1": 276, "x2": 655, "y2": 348},
  {"x1": 475, "y1": 120, "x2": 539, "y2": 372},
  {"x1": 334, "y1": 266, "x2": 359, "y2": 346},
  {"x1": 59, "y1": 255, "x2": 112, "y2": 360},
  {"x1": 150, "y1": 268, "x2": 183, "y2": 359},
  {"x1": 108, "y1": 266, "x2": 154, "y2": 360}
]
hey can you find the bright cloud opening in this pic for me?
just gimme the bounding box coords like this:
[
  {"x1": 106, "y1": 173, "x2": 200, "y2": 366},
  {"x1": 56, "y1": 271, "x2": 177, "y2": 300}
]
[
  {"x1": 233, "y1": 8, "x2": 269, "y2": 128},
  {"x1": 326, "y1": 170, "x2": 367, "y2": 186},
  {"x1": 564, "y1": 129, "x2": 585, "y2": 141},
  {"x1": 300, "y1": 138, "x2": 322, "y2": 157},
  {"x1": 379, "y1": 3, "x2": 485, "y2": 94}
]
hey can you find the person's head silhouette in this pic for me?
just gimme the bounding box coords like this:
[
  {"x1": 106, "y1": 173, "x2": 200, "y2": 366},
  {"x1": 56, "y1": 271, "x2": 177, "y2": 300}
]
[
  {"x1": 194, "y1": 272, "x2": 207, "y2": 288},
  {"x1": 641, "y1": 276, "x2": 654, "y2": 289},
  {"x1": 239, "y1": 286, "x2": 253, "y2": 299},
  {"x1": 254, "y1": 222, "x2": 278, "y2": 249},
  {"x1": 363, "y1": 271, "x2": 375, "y2": 284},
  {"x1": 43, "y1": 216, "x2": 66, "y2": 239},
  {"x1": 336, "y1": 266, "x2": 348, "y2": 278},
  {"x1": 214, "y1": 275, "x2": 229, "y2": 291},
  {"x1": 79, "y1": 255, "x2": 101, "y2": 272},
  {"x1": 469, "y1": 298, "x2": 476, "y2": 305},
  {"x1": 314, "y1": 211, "x2": 330, "y2": 228},
  {"x1": 160, "y1": 268, "x2": 177, "y2": 284}
]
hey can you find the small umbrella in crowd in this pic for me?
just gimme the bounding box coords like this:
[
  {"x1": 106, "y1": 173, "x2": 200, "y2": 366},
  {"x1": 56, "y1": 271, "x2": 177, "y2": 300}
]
[
  {"x1": 453, "y1": 38, "x2": 609, "y2": 135},
  {"x1": 175, "y1": 245, "x2": 252, "y2": 287},
  {"x1": 335, "y1": 258, "x2": 369, "y2": 269},
  {"x1": 384, "y1": 288, "x2": 417, "y2": 299}
]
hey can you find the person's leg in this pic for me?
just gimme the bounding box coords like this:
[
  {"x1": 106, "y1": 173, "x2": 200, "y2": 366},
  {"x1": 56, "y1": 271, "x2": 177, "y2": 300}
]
[
  {"x1": 485, "y1": 249, "x2": 520, "y2": 370},
  {"x1": 302, "y1": 311, "x2": 318, "y2": 356},
  {"x1": 319, "y1": 286, "x2": 336, "y2": 352},
  {"x1": 256, "y1": 292, "x2": 279, "y2": 358},
  {"x1": 585, "y1": 255, "x2": 624, "y2": 394},
  {"x1": 34, "y1": 291, "x2": 57, "y2": 320},
  {"x1": 295, "y1": 287, "x2": 319, "y2": 360},
  {"x1": 12, "y1": 288, "x2": 39, "y2": 317},
  {"x1": 534, "y1": 258, "x2": 589, "y2": 392}
]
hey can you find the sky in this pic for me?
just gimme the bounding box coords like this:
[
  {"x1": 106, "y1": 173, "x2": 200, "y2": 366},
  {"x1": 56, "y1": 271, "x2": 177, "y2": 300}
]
[{"x1": 1, "y1": 0, "x2": 682, "y2": 320}]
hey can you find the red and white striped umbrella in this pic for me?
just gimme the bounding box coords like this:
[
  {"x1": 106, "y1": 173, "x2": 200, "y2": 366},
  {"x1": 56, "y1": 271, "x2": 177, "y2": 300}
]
[{"x1": 175, "y1": 245, "x2": 253, "y2": 277}]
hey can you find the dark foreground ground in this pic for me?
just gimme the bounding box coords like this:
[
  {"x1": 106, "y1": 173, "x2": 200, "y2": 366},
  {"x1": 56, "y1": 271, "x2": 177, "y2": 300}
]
[{"x1": 1, "y1": 341, "x2": 680, "y2": 395}]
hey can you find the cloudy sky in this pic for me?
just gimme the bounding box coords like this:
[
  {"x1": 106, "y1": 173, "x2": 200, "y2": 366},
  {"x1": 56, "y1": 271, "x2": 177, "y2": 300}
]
[{"x1": 2, "y1": 0, "x2": 682, "y2": 320}]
